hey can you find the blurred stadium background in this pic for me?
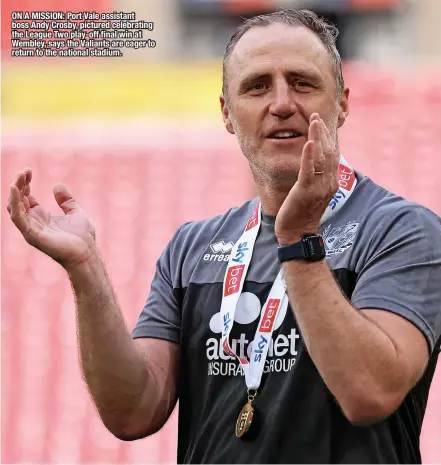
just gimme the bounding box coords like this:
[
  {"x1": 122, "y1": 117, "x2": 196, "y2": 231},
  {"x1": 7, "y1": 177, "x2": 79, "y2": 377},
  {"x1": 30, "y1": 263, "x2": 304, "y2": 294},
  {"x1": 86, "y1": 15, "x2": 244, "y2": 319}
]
[{"x1": 1, "y1": 0, "x2": 440, "y2": 463}]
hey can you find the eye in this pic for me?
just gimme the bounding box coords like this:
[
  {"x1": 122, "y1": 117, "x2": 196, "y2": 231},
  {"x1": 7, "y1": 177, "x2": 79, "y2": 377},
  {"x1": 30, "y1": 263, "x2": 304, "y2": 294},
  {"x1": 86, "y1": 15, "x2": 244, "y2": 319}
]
[
  {"x1": 294, "y1": 81, "x2": 313, "y2": 91},
  {"x1": 249, "y1": 82, "x2": 267, "y2": 92}
]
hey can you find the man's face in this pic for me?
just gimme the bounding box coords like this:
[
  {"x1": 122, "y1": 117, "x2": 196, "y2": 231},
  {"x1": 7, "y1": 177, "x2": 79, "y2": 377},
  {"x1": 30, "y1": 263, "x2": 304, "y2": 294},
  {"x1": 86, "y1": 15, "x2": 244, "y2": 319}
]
[{"x1": 221, "y1": 23, "x2": 349, "y2": 184}]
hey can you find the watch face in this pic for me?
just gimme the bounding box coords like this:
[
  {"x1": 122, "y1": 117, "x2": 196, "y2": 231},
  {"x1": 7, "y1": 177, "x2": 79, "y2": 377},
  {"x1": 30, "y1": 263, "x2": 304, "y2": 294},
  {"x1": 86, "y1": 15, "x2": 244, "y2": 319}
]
[{"x1": 304, "y1": 235, "x2": 326, "y2": 260}]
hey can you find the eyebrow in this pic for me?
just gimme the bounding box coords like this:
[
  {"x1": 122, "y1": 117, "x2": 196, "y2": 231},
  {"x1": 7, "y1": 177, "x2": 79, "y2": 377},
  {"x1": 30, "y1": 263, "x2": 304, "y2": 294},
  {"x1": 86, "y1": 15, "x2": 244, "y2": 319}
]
[{"x1": 237, "y1": 69, "x2": 322, "y2": 92}]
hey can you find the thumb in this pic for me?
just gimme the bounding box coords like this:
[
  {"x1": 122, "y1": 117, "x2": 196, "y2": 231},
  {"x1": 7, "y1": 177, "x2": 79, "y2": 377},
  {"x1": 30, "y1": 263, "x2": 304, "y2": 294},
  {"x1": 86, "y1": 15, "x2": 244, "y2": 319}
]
[{"x1": 53, "y1": 183, "x2": 79, "y2": 214}]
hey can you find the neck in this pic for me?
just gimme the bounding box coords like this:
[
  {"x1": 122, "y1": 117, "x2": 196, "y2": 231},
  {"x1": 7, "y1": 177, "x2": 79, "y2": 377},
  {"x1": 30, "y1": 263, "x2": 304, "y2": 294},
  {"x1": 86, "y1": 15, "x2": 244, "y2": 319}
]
[{"x1": 253, "y1": 175, "x2": 295, "y2": 217}]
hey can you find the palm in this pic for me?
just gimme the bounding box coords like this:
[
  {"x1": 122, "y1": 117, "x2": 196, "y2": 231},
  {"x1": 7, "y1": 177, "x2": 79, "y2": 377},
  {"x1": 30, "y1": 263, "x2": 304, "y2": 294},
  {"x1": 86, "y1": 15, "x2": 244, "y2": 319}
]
[
  {"x1": 26, "y1": 204, "x2": 95, "y2": 263},
  {"x1": 8, "y1": 169, "x2": 97, "y2": 269}
]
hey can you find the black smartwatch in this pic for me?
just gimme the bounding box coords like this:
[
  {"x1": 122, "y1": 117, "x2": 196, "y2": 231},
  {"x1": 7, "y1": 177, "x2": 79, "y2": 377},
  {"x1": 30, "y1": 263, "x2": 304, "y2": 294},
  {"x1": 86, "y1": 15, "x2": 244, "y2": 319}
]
[{"x1": 278, "y1": 234, "x2": 326, "y2": 263}]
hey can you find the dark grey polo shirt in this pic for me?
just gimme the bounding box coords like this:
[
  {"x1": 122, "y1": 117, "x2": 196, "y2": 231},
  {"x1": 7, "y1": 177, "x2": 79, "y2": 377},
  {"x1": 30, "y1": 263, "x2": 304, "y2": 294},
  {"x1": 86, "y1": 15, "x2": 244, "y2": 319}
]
[{"x1": 133, "y1": 171, "x2": 441, "y2": 464}]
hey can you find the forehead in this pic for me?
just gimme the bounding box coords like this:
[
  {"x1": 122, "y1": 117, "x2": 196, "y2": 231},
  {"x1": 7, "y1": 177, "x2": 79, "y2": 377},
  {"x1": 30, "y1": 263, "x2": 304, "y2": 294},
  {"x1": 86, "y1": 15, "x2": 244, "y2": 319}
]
[{"x1": 227, "y1": 23, "x2": 334, "y2": 87}]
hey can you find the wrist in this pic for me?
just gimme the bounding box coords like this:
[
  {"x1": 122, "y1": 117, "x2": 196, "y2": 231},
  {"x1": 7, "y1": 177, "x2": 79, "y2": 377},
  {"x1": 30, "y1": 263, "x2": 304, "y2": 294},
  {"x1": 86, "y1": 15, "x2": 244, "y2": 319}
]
[
  {"x1": 65, "y1": 247, "x2": 102, "y2": 276},
  {"x1": 67, "y1": 252, "x2": 109, "y2": 300},
  {"x1": 277, "y1": 233, "x2": 326, "y2": 263},
  {"x1": 277, "y1": 232, "x2": 315, "y2": 246}
]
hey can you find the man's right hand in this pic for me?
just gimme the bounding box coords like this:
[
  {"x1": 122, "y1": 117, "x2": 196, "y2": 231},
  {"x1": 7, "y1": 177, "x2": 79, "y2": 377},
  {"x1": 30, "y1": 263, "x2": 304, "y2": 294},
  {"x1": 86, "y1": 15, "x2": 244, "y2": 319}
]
[{"x1": 7, "y1": 167, "x2": 97, "y2": 270}]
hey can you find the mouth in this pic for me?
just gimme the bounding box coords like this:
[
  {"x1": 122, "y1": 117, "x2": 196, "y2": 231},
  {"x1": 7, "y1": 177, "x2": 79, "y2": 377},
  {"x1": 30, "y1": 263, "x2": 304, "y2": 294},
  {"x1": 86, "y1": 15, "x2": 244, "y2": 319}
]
[
  {"x1": 266, "y1": 131, "x2": 304, "y2": 146},
  {"x1": 267, "y1": 130, "x2": 303, "y2": 140}
]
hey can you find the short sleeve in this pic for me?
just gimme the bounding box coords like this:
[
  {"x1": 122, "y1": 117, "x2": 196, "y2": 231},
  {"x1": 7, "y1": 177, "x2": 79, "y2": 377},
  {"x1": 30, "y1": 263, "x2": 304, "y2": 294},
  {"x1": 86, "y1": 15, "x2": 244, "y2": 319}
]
[
  {"x1": 131, "y1": 226, "x2": 184, "y2": 344},
  {"x1": 351, "y1": 204, "x2": 441, "y2": 354}
]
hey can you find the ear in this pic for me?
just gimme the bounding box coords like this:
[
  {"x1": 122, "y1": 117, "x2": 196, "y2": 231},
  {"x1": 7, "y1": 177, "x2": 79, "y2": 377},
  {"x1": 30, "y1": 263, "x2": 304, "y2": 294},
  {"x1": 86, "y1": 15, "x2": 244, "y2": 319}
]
[
  {"x1": 337, "y1": 86, "x2": 350, "y2": 128},
  {"x1": 220, "y1": 95, "x2": 235, "y2": 135}
]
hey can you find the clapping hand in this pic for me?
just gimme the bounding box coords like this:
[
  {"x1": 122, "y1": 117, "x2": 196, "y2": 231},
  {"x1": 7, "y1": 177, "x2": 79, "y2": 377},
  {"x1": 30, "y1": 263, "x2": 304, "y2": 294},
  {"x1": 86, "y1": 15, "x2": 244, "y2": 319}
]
[
  {"x1": 275, "y1": 113, "x2": 339, "y2": 246},
  {"x1": 7, "y1": 168, "x2": 97, "y2": 270}
]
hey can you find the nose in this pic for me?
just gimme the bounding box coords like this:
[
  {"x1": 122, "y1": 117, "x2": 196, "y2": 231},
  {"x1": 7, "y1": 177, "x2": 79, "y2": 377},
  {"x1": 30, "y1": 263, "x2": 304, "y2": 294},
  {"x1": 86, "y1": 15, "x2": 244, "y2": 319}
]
[{"x1": 268, "y1": 80, "x2": 297, "y2": 120}]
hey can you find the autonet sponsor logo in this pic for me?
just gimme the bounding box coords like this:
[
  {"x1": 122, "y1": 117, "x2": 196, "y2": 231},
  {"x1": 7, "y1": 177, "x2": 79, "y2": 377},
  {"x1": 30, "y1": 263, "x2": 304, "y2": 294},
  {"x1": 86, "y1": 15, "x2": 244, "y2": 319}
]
[
  {"x1": 207, "y1": 292, "x2": 299, "y2": 377},
  {"x1": 206, "y1": 328, "x2": 300, "y2": 376}
]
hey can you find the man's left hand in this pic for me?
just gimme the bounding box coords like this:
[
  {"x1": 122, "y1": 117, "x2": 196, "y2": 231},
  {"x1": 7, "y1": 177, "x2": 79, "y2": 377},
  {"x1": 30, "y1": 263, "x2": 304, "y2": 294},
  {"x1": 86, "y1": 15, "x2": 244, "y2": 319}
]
[{"x1": 275, "y1": 113, "x2": 340, "y2": 246}]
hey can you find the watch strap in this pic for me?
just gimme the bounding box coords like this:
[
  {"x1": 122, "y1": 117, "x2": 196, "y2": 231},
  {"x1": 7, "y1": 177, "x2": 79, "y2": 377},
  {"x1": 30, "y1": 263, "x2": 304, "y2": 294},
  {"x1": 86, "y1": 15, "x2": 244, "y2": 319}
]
[{"x1": 278, "y1": 235, "x2": 326, "y2": 263}]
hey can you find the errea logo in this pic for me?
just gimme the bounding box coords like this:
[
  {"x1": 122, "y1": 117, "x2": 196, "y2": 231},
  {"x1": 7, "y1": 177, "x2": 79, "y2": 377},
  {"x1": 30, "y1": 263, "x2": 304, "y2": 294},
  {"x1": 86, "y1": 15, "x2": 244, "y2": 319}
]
[
  {"x1": 210, "y1": 241, "x2": 234, "y2": 254},
  {"x1": 204, "y1": 240, "x2": 234, "y2": 262}
]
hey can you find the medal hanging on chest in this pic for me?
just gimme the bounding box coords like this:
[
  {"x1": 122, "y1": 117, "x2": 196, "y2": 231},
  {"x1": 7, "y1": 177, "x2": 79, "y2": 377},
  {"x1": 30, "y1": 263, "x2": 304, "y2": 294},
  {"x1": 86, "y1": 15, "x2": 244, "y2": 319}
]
[{"x1": 235, "y1": 390, "x2": 256, "y2": 438}]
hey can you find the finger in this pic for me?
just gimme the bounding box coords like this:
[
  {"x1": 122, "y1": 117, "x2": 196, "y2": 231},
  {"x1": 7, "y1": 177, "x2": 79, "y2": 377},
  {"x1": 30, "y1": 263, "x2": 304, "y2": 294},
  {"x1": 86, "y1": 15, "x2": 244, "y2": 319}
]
[
  {"x1": 320, "y1": 119, "x2": 333, "y2": 147},
  {"x1": 24, "y1": 167, "x2": 32, "y2": 185},
  {"x1": 15, "y1": 172, "x2": 26, "y2": 192},
  {"x1": 22, "y1": 168, "x2": 33, "y2": 198},
  {"x1": 315, "y1": 120, "x2": 338, "y2": 175},
  {"x1": 310, "y1": 113, "x2": 320, "y2": 124},
  {"x1": 28, "y1": 194, "x2": 40, "y2": 208},
  {"x1": 298, "y1": 140, "x2": 316, "y2": 186},
  {"x1": 9, "y1": 185, "x2": 29, "y2": 233},
  {"x1": 22, "y1": 184, "x2": 30, "y2": 199},
  {"x1": 319, "y1": 120, "x2": 332, "y2": 155},
  {"x1": 53, "y1": 183, "x2": 79, "y2": 214},
  {"x1": 15, "y1": 168, "x2": 32, "y2": 192},
  {"x1": 318, "y1": 121, "x2": 336, "y2": 174},
  {"x1": 309, "y1": 120, "x2": 325, "y2": 173},
  {"x1": 308, "y1": 118, "x2": 320, "y2": 142},
  {"x1": 22, "y1": 196, "x2": 31, "y2": 212}
]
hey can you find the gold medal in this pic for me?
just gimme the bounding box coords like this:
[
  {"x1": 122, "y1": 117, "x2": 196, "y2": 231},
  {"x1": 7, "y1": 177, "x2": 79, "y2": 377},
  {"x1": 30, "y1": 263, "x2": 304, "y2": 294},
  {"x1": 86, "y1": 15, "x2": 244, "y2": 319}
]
[{"x1": 235, "y1": 390, "x2": 257, "y2": 438}]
